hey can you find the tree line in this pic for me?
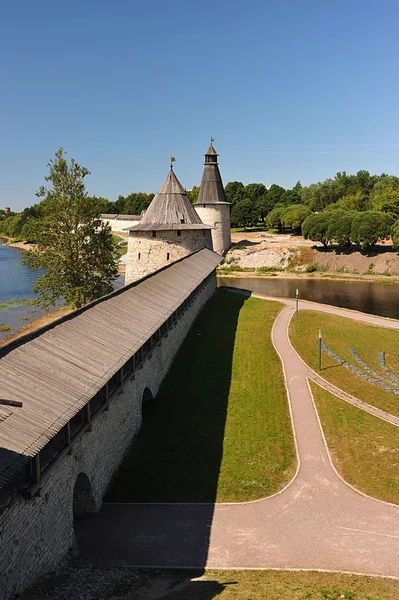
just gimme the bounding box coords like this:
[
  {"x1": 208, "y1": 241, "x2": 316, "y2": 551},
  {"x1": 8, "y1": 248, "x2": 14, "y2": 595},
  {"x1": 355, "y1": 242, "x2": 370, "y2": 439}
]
[{"x1": 2, "y1": 168, "x2": 399, "y2": 249}]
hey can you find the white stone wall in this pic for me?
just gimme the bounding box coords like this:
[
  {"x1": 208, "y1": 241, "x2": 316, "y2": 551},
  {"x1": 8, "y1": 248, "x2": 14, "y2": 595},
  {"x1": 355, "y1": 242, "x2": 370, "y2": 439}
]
[
  {"x1": 194, "y1": 204, "x2": 231, "y2": 254},
  {"x1": 100, "y1": 217, "x2": 136, "y2": 236},
  {"x1": 0, "y1": 275, "x2": 217, "y2": 600},
  {"x1": 125, "y1": 229, "x2": 213, "y2": 284}
]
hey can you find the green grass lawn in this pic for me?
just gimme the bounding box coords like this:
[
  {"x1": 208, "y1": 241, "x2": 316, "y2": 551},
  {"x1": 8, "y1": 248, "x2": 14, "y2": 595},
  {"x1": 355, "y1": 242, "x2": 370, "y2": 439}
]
[
  {"x1": 106, "y1": 291, "x2": 296, "y2": 503},
  {"x1": 310, "y1": 381, "x2": 399, "y2": 504},
  {"x1": 290, "y1": 310, "x2": 399, "y2": 417},
  {"x1": 23, "y1": 567, "x2": 399, "y2": 600}
]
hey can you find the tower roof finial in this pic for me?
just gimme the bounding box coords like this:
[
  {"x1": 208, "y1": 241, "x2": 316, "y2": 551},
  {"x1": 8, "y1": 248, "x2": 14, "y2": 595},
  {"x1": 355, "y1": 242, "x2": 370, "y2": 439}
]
[{"x1": 170, "y1": 156, "x2": 176, "y2": 170}]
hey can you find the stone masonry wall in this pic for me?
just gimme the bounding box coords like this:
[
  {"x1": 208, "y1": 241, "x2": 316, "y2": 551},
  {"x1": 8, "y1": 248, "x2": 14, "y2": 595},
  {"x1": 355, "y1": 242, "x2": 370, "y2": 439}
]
[
  {"x1": 0, "y1": 274, "x2": 217, "y2": 600},
  {"x1": 125, "y1": 230, "x2": 213, "y2": 284},
  {"x1": 194, "y1": 204, "x2": 231, "y2": 254}
]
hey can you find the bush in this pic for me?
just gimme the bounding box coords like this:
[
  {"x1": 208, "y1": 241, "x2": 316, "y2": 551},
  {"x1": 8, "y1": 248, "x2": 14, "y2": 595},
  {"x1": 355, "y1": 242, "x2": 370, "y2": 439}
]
[{"x1": 306, "y1": 263, "x2": 318, "y2": 273}]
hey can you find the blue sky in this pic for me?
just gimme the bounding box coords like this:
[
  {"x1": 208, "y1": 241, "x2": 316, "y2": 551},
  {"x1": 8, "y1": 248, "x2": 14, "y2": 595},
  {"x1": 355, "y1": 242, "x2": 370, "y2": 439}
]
[{"x1": 1, "y1": 0, "x2": 398, "y2": 210}]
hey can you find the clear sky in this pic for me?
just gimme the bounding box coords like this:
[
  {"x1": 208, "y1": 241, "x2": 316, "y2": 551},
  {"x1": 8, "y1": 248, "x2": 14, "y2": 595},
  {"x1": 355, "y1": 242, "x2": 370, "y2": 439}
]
[{"x1": 1, "y1": 0, "x2": 398, "y2": 211}]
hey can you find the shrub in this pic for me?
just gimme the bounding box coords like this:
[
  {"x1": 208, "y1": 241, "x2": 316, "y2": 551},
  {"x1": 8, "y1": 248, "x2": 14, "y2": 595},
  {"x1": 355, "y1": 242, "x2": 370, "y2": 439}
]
[{"x1": 306, "y1": 263, "x2": 318, "y2": 273}]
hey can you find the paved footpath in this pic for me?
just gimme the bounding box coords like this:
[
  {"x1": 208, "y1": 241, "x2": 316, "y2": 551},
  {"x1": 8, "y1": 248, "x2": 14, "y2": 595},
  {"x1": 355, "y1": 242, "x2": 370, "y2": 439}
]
[{"x1": 77, "y1": 297, "x2": 399, "y2": 578}]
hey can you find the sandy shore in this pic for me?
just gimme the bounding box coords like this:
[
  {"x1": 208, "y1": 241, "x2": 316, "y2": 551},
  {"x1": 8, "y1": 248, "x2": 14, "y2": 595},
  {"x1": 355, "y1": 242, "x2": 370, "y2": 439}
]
[{"x1": 217, "y1": 269, "x2": 399, "y2": 285}]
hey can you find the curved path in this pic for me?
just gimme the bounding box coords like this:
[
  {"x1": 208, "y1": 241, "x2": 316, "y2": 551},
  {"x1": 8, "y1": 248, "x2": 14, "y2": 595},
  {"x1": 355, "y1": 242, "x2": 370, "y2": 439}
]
[{"x1": 76, "y1": 297, "x2": 399, "y2": 578}]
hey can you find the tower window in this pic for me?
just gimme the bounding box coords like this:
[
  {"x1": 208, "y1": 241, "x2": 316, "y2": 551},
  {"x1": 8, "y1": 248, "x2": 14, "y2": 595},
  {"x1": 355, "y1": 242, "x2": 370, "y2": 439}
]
[
  {"x1": 152, "y1": 231, "x2": 156, "y2": 238},
  {"x1": 180, "y1": 218, "x2": 185, "y2": 224},
  {"x1": 167, "y1": 252, "x2": 170, "y2": 260},
  {"x1": 177, "y1": 230, "x2": 181, "y2": 237},
  {"x1": 138, "y1": 253, "x2": 141, "y2": 260}
]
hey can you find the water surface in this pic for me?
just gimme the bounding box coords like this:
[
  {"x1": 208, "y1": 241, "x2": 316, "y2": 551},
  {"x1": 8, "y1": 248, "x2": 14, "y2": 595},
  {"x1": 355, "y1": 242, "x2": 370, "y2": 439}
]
[{"x1": 218, "y1": 277, "x2": 399, "y2": 320}]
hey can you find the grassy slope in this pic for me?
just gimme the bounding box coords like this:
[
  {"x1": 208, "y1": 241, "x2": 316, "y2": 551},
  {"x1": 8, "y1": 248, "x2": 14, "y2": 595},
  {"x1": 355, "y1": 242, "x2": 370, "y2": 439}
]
[
  {"x1": 310, "y1": 381, "x2": 399, "y2": 504},
  {"x1": 106, "y1": 291, "x2": 296, "y2": 503},
  {"x1": 290, "y1": 310, "x2": 399, "y2": 417}
]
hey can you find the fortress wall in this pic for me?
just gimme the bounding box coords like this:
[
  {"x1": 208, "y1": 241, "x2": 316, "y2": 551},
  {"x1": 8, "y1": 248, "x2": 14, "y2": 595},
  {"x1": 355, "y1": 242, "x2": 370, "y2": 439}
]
[
  {"x1": 194, "y1": 204, "x2": 231, "y2": 254},
  {"x1": 0, "y1": 273, "x2": 217, "y2": 600},
  {"x1": 126, "y1": 230, "x2": 213, "y2": 284}
]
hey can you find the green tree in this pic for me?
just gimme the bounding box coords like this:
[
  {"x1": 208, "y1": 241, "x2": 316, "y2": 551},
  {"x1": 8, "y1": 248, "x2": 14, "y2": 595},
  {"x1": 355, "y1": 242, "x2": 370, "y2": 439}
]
[
  {"x1": 185, "y1": 186, "x2": 200, "y2": 204},
  {"x1": 280, "y1": 204, "x2": 312, "y2": 233},
  {"x1": 302, "y1": 212, "x2": 332, "y2": 247},
  {"x1": 327, "y1": 210, "x2": 357, "y2": 248},
  {"x1": 266, "y1": 205, "x2": 286, "y2": 232},
  {"x1": 225, "y1": 181, "x2": 246, "y2": 206},
  {"x1": 333, "y1": 191, "x2": 368, "y2": 212},
  {"x1": 245, "y1": 183, "x2": 266, "y2": 203},
  {"x1": 350, "y1": 211, "x2": 394, "y2": 250},
  {"x1": 25, "y1": 148, "x2": 119, "y2": 308},
  {"x1": 391, "y1": 220, "x2": 399, "y2": 250},
  {"x1": 231, "y1": 199, "x2": 256, "y2": 229}
]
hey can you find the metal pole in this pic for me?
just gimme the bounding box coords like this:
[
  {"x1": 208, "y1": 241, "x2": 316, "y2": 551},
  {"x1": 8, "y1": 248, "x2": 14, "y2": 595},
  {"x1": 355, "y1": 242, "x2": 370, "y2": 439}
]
[
  {"x1": 295, "y1": 288, "x2": 299, "y2": 317},
  {"x1": 318, "y1": 329, "x2": 322, "y2": 371}
]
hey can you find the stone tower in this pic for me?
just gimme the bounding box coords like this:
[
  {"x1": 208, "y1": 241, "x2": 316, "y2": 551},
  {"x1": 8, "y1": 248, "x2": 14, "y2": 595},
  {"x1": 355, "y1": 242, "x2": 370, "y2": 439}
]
[
  {"x1": 125, "y1": 164, "x2": 213, "y2": 284},
  {"x1": 194, "y1": 142, "x2": 231, "y2": 254}
]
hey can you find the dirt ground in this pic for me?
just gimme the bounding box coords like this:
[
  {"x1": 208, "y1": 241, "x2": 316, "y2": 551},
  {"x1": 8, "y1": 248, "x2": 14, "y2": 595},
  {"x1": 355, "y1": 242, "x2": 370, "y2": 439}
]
[{"x1": 227, "y1": 231, "x2": 399, "y2": 279}]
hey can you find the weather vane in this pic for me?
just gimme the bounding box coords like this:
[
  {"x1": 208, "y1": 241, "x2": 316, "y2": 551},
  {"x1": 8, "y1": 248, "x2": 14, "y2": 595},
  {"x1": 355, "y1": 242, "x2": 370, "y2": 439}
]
[
  {"x1": 211, "y1": 137, "x2": 215, "y2": 143},
  {"x1": 170, "y1": 156, "x2": 176, "y2": 169}
]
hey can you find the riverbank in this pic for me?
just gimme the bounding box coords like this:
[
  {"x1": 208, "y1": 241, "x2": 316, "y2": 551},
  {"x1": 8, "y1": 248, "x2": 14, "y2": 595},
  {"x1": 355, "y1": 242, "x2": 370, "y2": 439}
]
[
  {"x1": 217, "y1": 268, "x2": 399, "y2": 285},
  {"x1": 0, "y1": 307, "x2": 72, "y2": 347}
]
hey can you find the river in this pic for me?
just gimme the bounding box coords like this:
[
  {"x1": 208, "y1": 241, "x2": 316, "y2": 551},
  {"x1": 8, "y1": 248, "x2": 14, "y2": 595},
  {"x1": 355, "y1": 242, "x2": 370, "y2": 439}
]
[
  {"x1": 1, "y1": 241, "x2": 399, "y2": 343},
  {"x1": 0, "y1": 242, "x2": 125, "y2": 342},
  {"x1": 218, "y1": 277, "x2": 399, "y2": 320}
]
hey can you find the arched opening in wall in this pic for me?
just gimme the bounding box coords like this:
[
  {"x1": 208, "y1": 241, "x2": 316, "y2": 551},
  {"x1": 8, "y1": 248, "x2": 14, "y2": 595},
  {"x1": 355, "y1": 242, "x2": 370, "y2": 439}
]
[
  {"x1": 142, "y1": 386, "x2": 155, "y2": 420},
  {"x1": 73, "y1": 472, "x2": 97, "y2": 519}
]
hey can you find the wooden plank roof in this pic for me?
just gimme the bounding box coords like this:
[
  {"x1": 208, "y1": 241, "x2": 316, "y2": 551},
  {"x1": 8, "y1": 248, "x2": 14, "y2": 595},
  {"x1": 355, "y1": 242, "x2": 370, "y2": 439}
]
[
  {"x1": 129, "y1": 168, "x2": 209, "y2": 231},
  {"x1": 0, "y1": 249, "x2": 221, "y2": 489}
]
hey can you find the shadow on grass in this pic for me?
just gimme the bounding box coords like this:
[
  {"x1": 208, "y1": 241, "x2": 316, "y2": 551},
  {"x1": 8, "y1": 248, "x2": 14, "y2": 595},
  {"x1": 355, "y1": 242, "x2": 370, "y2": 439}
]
[
  {"x1": 105, "y1": 290, "x2": 246, "y2": 504},
  {"x1": 73, "y1": 291, "x2": 248, "y2": 569}
]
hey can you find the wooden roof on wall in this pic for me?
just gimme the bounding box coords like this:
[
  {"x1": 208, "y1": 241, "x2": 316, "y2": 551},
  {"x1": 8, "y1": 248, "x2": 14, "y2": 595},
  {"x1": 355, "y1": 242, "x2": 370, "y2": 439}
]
[{"x1": 0, "y1": 249, "x2": 221, "y2": 490}]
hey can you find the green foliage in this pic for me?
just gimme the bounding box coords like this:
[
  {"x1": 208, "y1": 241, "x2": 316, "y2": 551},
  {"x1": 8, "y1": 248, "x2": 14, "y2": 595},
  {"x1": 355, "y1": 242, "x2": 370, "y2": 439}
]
[
  {"x1": 391, "y1": 220, "x2": 399, "y2": 250},
  {"x1": 224, "y1": 181, "x2": 246, "y2": 206},
  {"x1": 230, "y1": 198, "x2": 257, "y2": 228},
  {"x1": 306, "y1": 263, "x2": 318, "y2": 272},
  {"x1": 25, "y1": 148, "x2": 119, "y2": 309},
  {"x1": 280, "y1": 204, "x2": 312, "y2": 232},
  {"x1": 350, "y1": 211, "x2": 394, "y2": 250},
  {"x1": 327, "y1": 210, "x2": 357, "y2": 248},
  {"x1": 266, "y1": 205, "x2": 286, "y2": 231},
  {"x1": 0, "y1": 324, "x2": 11, "y2": 332},
  {"x1": 302, "y1": 212, "x2": 332, "y2": 247},
  {"x1": 185, "y1": 185, "x2": 200, "y2": 204}
]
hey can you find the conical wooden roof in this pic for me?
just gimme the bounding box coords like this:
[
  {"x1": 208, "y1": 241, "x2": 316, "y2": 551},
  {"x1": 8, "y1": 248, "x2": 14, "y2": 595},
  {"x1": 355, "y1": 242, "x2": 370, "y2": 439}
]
[
  {"x1": 127, "y1": 167, "x2": 210, "y2": 231},
  {"x1": 196, "y1": 144, "x2": 230, "y2": 205}
]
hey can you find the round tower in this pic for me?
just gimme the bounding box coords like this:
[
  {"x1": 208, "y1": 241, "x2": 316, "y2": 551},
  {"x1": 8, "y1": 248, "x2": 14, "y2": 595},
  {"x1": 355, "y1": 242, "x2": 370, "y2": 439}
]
[
  {"x1": 194, "y1": 142, "x2": 231, "y2": 254},
  {"x1": 125, "y1": 163, "x2": 212, "y2": 284}
]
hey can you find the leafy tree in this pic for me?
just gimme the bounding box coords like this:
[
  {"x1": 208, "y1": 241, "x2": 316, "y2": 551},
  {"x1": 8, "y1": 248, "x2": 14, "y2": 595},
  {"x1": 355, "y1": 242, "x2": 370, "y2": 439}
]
[
  {"x1": 302, "y1": 212, "x2": 332, "y2": 247},
  {"x1": 391, "y1": 220, "x2": 399, "y2": 250},
  {"x1": 281, "y1": 189, "x2": 302, "y2": 205},
  {"x1": 280, "y1": 204, "x2": 312, "y2": 233},
  {"x1": 225, "y1": 181, "x2": 246, "y2": 206},
  {"x1": 245, "y1": 183, "x2": 266, "y2": 203},
  {"x1": 350, "y1": 211, "x2": 394, "y2": 250},
  {"x1": 327, "y1": 210, "x2": 357, "y2": 248},
  {"x1": 230, "y1": 199, "x2": 256, "y2": 229},
  {"x1": 266, "y1": 205, "x2": 286, "y2": 232},
  {"x1": 25, "y1": 148, "x2": 119, "y2": 308},
  {"x1": 266, "y1": 184, "x2": 286, "y2": 207},
  {"x1": 185, "y1": 186, "x2": 200, "y2": 204},
  {"x1": 333, "y1": 191, "x2": 368, "y2": 212}
]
